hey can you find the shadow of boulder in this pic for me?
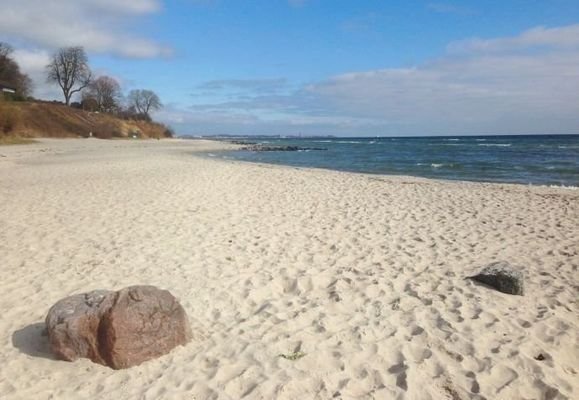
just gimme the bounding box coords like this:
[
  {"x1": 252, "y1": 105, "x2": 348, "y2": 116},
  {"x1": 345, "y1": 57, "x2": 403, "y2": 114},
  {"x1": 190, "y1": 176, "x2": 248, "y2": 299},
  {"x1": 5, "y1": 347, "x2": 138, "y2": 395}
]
[{"x1": 12, "y1": 322, "x2": 55, "y2": 360}]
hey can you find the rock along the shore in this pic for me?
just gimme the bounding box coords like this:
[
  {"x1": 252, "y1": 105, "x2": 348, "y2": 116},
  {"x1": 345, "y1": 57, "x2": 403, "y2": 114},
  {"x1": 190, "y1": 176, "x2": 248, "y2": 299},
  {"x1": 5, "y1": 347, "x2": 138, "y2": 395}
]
[
  {"x1": 239, "y1": 144, "x2": 327, "y2": 152},
  {"x1": 46, "y1": 285, "x2": 191, "y2": 369},
  {"x1": 469, "y1": 261, "x2": 524, "y2": 295}
]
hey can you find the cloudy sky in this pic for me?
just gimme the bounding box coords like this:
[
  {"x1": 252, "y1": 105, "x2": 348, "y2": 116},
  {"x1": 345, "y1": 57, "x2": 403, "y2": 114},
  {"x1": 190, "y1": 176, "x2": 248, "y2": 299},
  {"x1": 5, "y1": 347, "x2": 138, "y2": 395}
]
[{"x1": 1, "y1": 0, "x2": 578, "y2": 136}]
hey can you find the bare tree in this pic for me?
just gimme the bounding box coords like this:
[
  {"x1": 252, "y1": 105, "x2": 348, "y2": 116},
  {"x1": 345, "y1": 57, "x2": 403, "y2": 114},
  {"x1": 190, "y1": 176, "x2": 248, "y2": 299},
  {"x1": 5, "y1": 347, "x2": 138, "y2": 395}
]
[
  {"x1": 0, "y1": 42, "x2": 33, "y2": 98},
  {"x1": 127, "y1": 89, "x2": 162, "y2": 117},
  {"x1": 83, "y1": 75, "x2": 122, "y2": 113},
  {"x1": 0, "y1": 42, "x2": 12, "y2": 58},
  {"x1": 46, "y1": 46, "x2": 92, "y2": 105}
]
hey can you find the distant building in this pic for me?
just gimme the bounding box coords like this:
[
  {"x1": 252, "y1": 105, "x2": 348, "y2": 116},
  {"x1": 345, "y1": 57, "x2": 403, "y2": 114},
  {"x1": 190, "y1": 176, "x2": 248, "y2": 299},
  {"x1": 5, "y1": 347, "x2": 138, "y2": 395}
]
[{"x1": 0, "y1": 82, "x2": 16, "y2": 94}]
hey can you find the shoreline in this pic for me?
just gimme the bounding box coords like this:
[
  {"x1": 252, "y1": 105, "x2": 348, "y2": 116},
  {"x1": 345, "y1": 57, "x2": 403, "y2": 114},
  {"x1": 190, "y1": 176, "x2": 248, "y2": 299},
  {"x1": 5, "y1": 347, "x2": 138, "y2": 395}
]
[
  {"x1": 195, "y1": 138, "x2": 579, "y2": 190},
  {"x1": 195, "y1": 140, "x2": 579, "y2": 193},
  {"x1": 4, "y1": 137, "x2": 578, "y2": 190},
  {"x1": 1, "y1": 138, "x2": 577, "y2": 399}
]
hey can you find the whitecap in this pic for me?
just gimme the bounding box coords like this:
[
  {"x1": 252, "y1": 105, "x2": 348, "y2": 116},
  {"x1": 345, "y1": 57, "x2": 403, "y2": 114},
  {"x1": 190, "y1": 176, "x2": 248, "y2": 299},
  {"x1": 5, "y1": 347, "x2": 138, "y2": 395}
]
[
  {"x1": 478, "y1": 143, "x2": 511, "y2": 147},
  {"x1": 431, "y1": 163, "x2": 444, "y2": 168},
  {"x1": 549, "y1": 185, "x2": 578, "y2": 190}
]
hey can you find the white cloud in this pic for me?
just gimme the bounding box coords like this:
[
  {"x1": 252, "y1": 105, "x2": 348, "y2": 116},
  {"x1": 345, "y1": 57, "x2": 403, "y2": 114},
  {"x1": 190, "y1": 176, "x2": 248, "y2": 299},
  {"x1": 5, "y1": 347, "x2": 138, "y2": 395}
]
[
  {"x1": 196, "y1": 79, "x2": 288, "y2": 93},
  {"x1": 165, "y1": 24, "x2": 579, "y2": 136},
  {"x1": 306, "y1": 51, "x2": 579, "y2": 134},
  {"x1": 448, "y1": 24, "x2": 579, "y2": 53},
  {"x1": 86, "y1": 0, "x2": 161, "y2": 14},
  {"x1": 11, "y1": 48, "x2": 60, "y2": 99},
  {"x1": 310, "y1": 25, "x2": 579, "y2": 134},
  {"x1": 0, "y1": 0, "x2": 170, "y2": 58}
]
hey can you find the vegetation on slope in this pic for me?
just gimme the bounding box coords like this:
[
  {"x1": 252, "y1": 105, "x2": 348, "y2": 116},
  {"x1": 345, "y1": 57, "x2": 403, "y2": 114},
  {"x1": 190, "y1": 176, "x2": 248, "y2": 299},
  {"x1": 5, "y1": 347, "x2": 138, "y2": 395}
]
[
  {"x1": 1, "y1": 43, "x2": 174, "y2": 141},
  {"x1": 0, "y1": 100, "x2": 172, "y2": 139}
]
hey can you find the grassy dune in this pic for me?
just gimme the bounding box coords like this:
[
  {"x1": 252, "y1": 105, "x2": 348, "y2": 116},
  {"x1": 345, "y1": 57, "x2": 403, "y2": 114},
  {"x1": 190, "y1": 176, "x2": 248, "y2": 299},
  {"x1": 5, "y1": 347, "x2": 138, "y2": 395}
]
[{"x1": 0, "y1": 100, "x2": 169, "y2": 139}]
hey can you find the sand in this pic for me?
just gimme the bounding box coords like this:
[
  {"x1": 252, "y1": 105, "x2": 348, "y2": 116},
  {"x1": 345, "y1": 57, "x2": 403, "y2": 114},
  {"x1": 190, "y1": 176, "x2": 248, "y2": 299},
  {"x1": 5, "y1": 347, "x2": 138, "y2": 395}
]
[{"x1": 0, "y1": 138, "x2": 577, "y2": 400}]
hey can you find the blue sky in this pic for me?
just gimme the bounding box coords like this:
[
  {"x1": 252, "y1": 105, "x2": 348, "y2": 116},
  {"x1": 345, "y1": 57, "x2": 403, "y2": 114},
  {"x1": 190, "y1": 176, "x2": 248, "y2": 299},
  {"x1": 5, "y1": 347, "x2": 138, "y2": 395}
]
[{"x1": 2, "y1": 0, "x2": 579, "y2": 136}]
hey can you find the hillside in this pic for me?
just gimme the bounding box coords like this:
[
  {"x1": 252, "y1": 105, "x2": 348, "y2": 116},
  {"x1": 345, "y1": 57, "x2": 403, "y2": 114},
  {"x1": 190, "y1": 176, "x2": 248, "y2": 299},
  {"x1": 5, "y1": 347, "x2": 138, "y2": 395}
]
[{"x1": 0, "y1": 101, "x2": 171, "y2": 139}]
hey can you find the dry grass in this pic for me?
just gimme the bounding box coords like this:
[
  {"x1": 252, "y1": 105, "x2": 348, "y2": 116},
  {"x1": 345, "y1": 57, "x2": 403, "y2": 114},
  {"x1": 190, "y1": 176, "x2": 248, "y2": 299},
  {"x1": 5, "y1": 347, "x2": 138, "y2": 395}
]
[
  {"x1": 0, "y1": 101, "x2": 169, "y2": 139},
  {"x1": 0, "y1": 101, "x2": 23, "y2": 134},
  {"x1": 0, "y1": 136, "x2": 36, "y2": 145}
]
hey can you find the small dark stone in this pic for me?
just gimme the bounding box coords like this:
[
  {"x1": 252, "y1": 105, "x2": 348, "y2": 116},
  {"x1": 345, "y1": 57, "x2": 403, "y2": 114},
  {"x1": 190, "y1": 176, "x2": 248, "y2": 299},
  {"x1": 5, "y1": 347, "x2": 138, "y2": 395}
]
[
  {"x1": 239, "y1": 144, "x2": 327, "y2": 152},
  {"x1": 469, "y1": 261, "x2": 524, "y2": 295},
  {"x1": 534, "y1": 353, "x2": 546, "y2": 361},
  {"x1": 228, "y1": 140, "x2": 256, "y2": 145}
]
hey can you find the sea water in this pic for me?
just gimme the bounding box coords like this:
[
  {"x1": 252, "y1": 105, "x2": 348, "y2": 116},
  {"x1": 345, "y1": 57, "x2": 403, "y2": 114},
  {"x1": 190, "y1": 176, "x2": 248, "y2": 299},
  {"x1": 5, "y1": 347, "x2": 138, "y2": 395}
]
[{"x1": 215, "y1": 135, "x2": 579, "y2": 186}]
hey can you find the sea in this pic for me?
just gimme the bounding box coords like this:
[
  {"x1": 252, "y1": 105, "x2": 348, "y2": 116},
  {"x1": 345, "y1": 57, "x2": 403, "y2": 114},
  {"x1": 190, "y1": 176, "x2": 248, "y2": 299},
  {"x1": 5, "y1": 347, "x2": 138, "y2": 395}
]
[{"x1": 208, "y1": 135, "x2": 579, "y2": 187}]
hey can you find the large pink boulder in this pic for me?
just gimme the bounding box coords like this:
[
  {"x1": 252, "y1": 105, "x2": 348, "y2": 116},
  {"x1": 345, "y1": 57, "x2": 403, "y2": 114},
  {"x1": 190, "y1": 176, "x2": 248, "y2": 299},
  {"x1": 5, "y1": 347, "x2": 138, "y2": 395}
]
[
  {"x1": 45, "y1": 285, "x2": 191, "y2": 369},
  {"x1": 45, "y1": 290, "x2": 114, "y2": 364}
]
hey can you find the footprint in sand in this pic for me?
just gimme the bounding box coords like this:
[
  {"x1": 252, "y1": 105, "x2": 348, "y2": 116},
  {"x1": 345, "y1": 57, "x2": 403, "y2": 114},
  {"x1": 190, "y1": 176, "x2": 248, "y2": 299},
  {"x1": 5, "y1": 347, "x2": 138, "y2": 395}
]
[{"x1": 387, "y1": 363, "x2": 408, "y2": 391}]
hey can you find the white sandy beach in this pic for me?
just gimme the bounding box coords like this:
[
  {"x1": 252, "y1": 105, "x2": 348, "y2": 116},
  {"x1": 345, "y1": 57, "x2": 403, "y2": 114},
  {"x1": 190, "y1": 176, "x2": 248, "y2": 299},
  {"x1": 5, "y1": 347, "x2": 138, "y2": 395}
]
[{"x1": 0, "y1": 138, "x2": 577, "y2": 400}]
